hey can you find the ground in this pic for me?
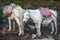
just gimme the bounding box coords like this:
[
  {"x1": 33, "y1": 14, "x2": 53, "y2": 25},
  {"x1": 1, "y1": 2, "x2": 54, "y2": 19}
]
[{"x1": 0, "y1": 20, "x2": 60, "y2": 40}]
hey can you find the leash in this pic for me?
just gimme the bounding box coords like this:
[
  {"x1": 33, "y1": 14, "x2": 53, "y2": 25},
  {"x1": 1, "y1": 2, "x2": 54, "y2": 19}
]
[{"x1": 51, "y1": 12, "x2": 57, "y2": 19}]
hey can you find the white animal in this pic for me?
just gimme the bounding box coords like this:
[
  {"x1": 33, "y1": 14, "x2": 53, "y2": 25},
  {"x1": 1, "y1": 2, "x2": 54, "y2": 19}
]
[
  {"x1": 23, "y1": 9, "x2": 57, "y2": 37},
  {"x1": 23, "y1": 9, "x2": 42, "y2": 37},
  {"x1": 3, "y1": 3, "x2": 25, "y2": 36}
]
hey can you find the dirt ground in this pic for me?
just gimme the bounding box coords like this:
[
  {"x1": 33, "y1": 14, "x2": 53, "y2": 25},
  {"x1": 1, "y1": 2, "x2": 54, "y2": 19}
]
[{"x1": 0, "y1": 20, "x2": 60, "y2": 40}]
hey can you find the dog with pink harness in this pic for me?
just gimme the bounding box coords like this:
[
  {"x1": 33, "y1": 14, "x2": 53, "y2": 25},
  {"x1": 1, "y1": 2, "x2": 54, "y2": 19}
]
[
  {"x1": 23, "y1": 7, "x2": 57, "y2": 38},
  {"x1": 3, "y1": 3, "x2": 25, "y2": 36}
]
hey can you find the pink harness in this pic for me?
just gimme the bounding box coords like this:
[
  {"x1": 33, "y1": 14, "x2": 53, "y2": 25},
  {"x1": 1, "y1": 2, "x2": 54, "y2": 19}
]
[
  {"x1": 40, "y1": 7, "x2": 51, "y2": 18},
  {"x1": 7, "y1": 7, "x2": 14, "y2": 17}
]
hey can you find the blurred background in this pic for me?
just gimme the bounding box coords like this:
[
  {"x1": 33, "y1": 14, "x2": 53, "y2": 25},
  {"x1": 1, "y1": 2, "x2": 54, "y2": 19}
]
[{"x1": 0, "y1": 0, "x2": 60, "y2": 40}]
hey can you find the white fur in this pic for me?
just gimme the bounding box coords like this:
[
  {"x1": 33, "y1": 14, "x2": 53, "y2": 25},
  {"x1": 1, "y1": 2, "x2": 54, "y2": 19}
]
[
  {"x1": 23, "y1": 9, "x2": 42, "y2": 37},
  {"x1": 3, "y1": 4, "x2": 25, "y2": 36},
  {"x1": 23, "y1": 9, "x2": 57, "y2": 37}
]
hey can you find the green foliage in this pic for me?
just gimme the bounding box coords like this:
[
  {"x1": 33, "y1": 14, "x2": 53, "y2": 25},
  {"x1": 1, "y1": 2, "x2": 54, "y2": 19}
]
[
  {"x1": 0, "y1": 6, "x2": 3, "y2": 23},
  {"x1": 0, "y1": 0, "x2": 57, "y2": 6}
]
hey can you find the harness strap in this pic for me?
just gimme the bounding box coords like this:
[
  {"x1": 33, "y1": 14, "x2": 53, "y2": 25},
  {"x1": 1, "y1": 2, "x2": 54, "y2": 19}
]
[
  {"x1": 49, "y1": 10, "x2": 57, "y2": 19},
  {"x1": 7, "y1": 6, "x2": 14, "y2": 17},
  {"x1": 51, "y1": 13, "x2": 57, "y2": 19}
]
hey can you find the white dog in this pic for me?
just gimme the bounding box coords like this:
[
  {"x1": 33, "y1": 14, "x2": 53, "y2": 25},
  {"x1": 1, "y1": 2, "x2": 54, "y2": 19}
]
[
  {"x1": 3, "y1": 3, "x2": 25, "y2": 36},
  {"x1": 23, "y1": 8, "x2": 57, "y2": 38}
]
